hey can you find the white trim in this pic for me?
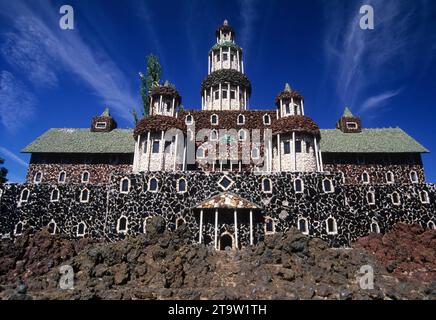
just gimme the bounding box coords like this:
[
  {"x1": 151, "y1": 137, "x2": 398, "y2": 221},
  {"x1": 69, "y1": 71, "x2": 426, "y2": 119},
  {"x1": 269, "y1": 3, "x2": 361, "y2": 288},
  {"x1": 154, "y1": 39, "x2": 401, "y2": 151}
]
[
  {"x1": 47, "y1": 219, "x2": 57, "y2": 235},
  {"x1": 251, "y1": 147, "x2": 260, "y2": 159},
  {"x1": 263, "y1": 114, "x2": 271, "y2": 125},
  {"x1": 420, "y1": 190, "x2": 430, "y2": 204},
  {"x1": 80, "y1": 188, "x2": 90, "y2": 203},
  {"x1": 261, "y1": 178, "x2": 273, "y2": 194},
  {"x1": 238, "y1": 129, "x2": 247, "y2": 141},
  {"x1": 19, "y1": 188, "x2": 30, "y2": 203},
  {"x1": 361, "y1": 171, "x2": 370, "y2": 184},
  {"x1": 210, "y1": 114, "x2": 219, "y2": 125},
  {"x1": 346, "y1": 122, "x2": 358, "y2": 129},
  {"x1": 50, "y1": 188, "x2": 60, "y2": 202},
  {"x1": 391, "y1": 192, "x2": 401, "y2": 206},
  {"x1": 116, "y1": 215, "x2": 128, "y2": 234},
  {"x1": 218, "y1": 175, "x2": 234, "y2": 191},
  {"x1": 370, "y1": 220, "x2": 380, "y2": 234},
  {"x1": 237, "y1": 114, "x2": 245, "y2": 125},
  {"x1": 322, "y1": 178, "x2": 335, "y2": 193},
  {"x1": 297, "y1": 217, "x2": 309, "y2": 235},
  {"x1": 185, "y1": 114, "x2": 194, "y2": 125},
  {"x1": 427, "y1": 221, "x2": 435, "y2": 230},
  {"x1": 76, "y1": 221, "x2": 87, "y2": 237},
  {"x1": 14, "y1": 221, "x2": 24, "y2": 236},
  {"x1": 326, "y1": 216, "x2": 338, "y2": 235},
  {"x1": 176, "y1": 217, "x2": 186, "y2": 229},
  {"x1": 385, "y1": 171, "x2": 395, "y2": 184},
  {"x1": 339, "y1": 171, "x2": 346, "y2": 184},
  {"x1": 219, "y1": 231, "x2": 235, "y2": 250},
  {"x1": 294, "y1": 178, "x2": 304, "y2": 193},
  {"x1": 177, "y1": 178, "x2": 187, "y2": 193},
  {"x1": 81, "y1": 171, "x2": 90, "y2": 183},
  {"x1": 410, "y1": 171, "x2": 419, "y2": 184},
  {"x1": 210, "y1": 129, "x2": 219, "y2": 141},
  {"x1": 147, "y1": 177, "x2": 159, "y2": 193},
  {"x1": 367, "y1": 190, "x2": 376, "y2": 205},
  {"x1": 58, "y1": 171, "x2": 67, "y2": 184},
  {"x1": 119, "y1": 177, "x2": 131, "y2": 194},
  {"x1": 95, "y1": 122, "x2": 107, "y2": 129},
  {"x1": 33, "y1": 171, "x2": 43, "y2": 184},
  {"x1": 264, "y1": 216, "x2": 276, "y2": 235}
]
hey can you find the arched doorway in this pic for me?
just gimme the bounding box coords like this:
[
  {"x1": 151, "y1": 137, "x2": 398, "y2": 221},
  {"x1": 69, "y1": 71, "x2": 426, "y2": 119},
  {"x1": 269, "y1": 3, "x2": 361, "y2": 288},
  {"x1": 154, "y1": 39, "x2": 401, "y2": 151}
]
[{"x1": 219, "y1": 233, "x2": 234, "y2": 251}]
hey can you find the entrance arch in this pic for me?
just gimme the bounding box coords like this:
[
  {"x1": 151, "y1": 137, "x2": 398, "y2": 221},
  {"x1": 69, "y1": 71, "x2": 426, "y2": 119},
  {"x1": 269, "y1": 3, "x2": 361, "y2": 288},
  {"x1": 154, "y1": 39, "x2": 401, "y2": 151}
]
[{"x1": 219, "y1": 232, "x2": 234, "y2": 251}]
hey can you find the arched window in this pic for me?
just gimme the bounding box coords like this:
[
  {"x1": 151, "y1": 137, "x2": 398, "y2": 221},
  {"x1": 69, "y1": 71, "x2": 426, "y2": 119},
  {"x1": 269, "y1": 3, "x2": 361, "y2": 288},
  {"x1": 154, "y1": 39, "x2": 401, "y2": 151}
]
[
  {"x1": 391, "y1": 192, "x2": 401, "y2": 205},
  {"x1": 80, "y1": 188, "x2": 90, "y2": 203},
  {"x1": 298, "y1": 217, "x2": 309, "y2": 235},
  {"x1": 251, "y1": 147, "x2": 260, "y2": 159},
  {"x1": 120, "y1": 177, "x2": 130, "y2": 194},
  {"x1": 77, "y1": 222, "x2": 87, "y2": 237},
  {"x1": 238, "y1": 129, "x2": 247, "y2": 141},
  {"x1": 410, "y1": 171, "x2": 419, "y2": 184},
  {"x1": 197, "y1": 147, "x2": 206, "y2": 158},
  {"x1": 177, "y1": 178, "x2": 187, "y2": 193},
  {"x1": 210, "y1": 129, "x2": 219, "y2": 141},
  {"x1": 185, "y1": 114, "x2": 194, "y2": 125},
  {"x1": 386, "y1": 171, "x2": 395, "y2": 184},
  {"x1": 323, "y1": 179, "x2": 334, "y2": 193},
  {"x1": 339, "y1": 171, "x2": 346, "y2": 184},
  {"x1": 14, "y1": 221, "x2": 24, "y2": 236},
  {"x1": 237, "y1": 114, "x2": 245, "y2": 125},
  {"x1": 294, "y1": 178, "x2": 304, "y2": 193},
  {"x1": 117, "y1": 216, "x2": 128, "y2": 234},
  {"x1": 33, "y1": 171, "x2": 43, "y2": 184},
  {"x1": 50, "y1": 188, "x2": 60, "y2": 202},
  {"x1": 58, "y1": 171, "x2": 66, "y2": 183},
  {"x1": 262, "y1": 178, "x2": 272, "y2": 193},
  {"x1": 427, "y1": 221, "x2": 435, "y2": 230},
  {"x1": 420, "y1": 190, "x2": 430, "y2": 204},
  {"x1": 81, "y1": 171, "x2": 90, "y2": 183},
  {"x1": 370, "y1": 221, "x2": 380, "y2": 234},
  {"x1": 367, "y1": 191, "x2": 376, "y2": 205},
  {"x1": 326, "y1": 217, "x2": 338, "y2": 235},
  {"x1": 361, "y1": 172, "x2": 370, "y2": 184},
  {"x1": 148, "y1": 178, "x2": 159, "y2": 192},
  {"x1": 263, "y1": 114, "x2": 271, "y2": 125},
  {"x1": 20, "y1": 188, "x2": 30, "y2": 203},
  {"x1": 176, "y1": 218, "x2": 186, "y2": 229},
  {"x1": 211, "y1": 114, "x2": 219, "y2": 125},
  {"x1": 264, "y1": 217, "x2": 275, "y2": 235},
  {"x1": 48, "y1": 220, "x2": 57, "y2": 235}
]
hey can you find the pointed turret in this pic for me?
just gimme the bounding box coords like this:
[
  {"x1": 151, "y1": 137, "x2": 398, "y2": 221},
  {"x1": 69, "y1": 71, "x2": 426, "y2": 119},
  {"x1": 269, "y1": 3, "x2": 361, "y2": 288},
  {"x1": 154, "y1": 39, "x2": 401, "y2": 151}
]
[
  {"x1": 275, "y1": 83, "x2": 304, "y2": 117},
  {"x1": 336, "y1": 107, "x2": 362, "y2": 133},
  {"x1": 91, "y1": 107, "x2": 117, "y2": 132}
]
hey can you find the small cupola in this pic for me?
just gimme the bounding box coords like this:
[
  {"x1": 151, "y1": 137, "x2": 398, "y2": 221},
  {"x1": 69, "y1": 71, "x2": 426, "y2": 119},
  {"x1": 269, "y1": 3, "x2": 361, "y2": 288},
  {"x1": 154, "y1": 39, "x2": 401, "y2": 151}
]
[
  {"x1": 275, "y1": 83, "x2": 305, "y2": 118},
  {"x1": 149, "y1": 81, "x2": 182, "y2": 117},
  {"x1": 216, "y1": 19, "x2": 235, "y2": 43},
  {"x1": 91, "y1": 108, "x2": 117, "y2": 132},
  {"x1": 336, "y1": 107, "x2": 362, "y2": 133}
]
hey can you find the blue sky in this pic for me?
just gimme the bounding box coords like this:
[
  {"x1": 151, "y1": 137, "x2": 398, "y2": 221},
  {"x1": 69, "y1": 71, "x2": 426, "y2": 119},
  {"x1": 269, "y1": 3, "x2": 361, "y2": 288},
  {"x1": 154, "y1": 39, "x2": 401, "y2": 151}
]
[{"x1": 0, "y1": 0, "x2": 435, "y2": 183}]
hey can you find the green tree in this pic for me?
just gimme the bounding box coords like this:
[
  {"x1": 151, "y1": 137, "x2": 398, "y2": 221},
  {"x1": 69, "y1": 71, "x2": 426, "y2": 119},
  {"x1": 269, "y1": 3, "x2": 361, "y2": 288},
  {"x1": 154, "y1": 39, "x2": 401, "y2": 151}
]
[
  {"x1": 139, "y1": 54, "x2": 162, "y2": 117},
  {"x1": 0, "y1": 157, "x2": 8, "y2": 184}
]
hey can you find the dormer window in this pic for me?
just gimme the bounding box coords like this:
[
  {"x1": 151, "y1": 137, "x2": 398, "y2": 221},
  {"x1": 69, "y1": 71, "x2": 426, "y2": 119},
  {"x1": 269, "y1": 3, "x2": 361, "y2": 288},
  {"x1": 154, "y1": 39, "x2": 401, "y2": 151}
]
[
  {"x1": 211, "y1": 114, "x2": 219, "y2": 125},
  {"x1": 346, "y1": 122, "x2": 358, "y2": 129},
  {"x1": 237, "y1": 114, "x2": 245, "y2": 125},
  {"x1": 185, "y1": 115, "x2": 194, "y2": 125},
  {"x1": 95, "y1": 122, "x2": 107, "y2": 129},
  {"x1": 263, "y1": 114, "x2": 271, "y2": 125}
]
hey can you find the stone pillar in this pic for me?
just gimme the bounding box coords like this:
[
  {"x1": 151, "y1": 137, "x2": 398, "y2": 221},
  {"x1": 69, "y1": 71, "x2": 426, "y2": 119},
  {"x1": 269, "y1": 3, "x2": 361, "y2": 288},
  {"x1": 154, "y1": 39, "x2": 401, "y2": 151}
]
[
  {"x1": 242, "y1": 60, "x2": 244, "y2": 74},
  {"x1": 208, "y1": 53, "x2": 211, "y2": 75},
  {"x1": 318, "y1": 140, "x2": 324, "y2": 172},
  {"x1": 280, "y1": 99, "x2": 283, "y2": 118},
  {"x1": 173, "y1": 132, "x2": 178, "y2": 171},
  {"x1": 199, "y1": 209, "x2": 203, "y2": 244},
  {"x1": 277, "y1": 134, "x2": 281, "y2": 172},
  {"x1": 291, "y1": 97, "x2": 294, "y2": 115},
  {"x1": 292, "y1": 132, "x2": 296, "y2": 171},
  {"x1": 219, "y1": 83, "x2": 222, "y2": 110},
  {"x1": 314, "y1": 136, "x2": 320, "y2": 172},
  {"x1": 146, "y1": 131, "x2": 151, "y2": 171},
  {"x1": 182, "y1": 140, "x2": 187, "y2": 170},
  {"x1": 172, "y1": 98, "x2": 175, "y2": 116},
  {"x1": 133, "y1": 135, "x2": 140, "y2": 173},
  {"x1": 236, "y1": 50, "x2": 240, "y2": 71},
  {"x1": 250, "y1": 209, "x2": 253, "y2": 245},
  {"x1": 160, "y1": 130, "x2": 165, "y2": 170},
  {"x1": 301, "y1": 99, "x2": 305, "y2": 115},
  {"x1": 228, "y1": 83, "x2": 231, "y2": 110},
  {"x1": 234, "y1": 209, "x2": 238, "y2": 249},
  {"x1": 214, "y1": 209, "x2": 219, "y2": 250}
]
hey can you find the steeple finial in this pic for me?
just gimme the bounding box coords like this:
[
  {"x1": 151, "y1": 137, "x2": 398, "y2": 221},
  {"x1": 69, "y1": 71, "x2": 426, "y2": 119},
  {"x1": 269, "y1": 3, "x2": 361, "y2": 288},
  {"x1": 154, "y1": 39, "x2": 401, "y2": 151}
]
[
  {"x1": 223, "y1": 19, "x2": 228, "y2": 26},
  {"x1": 343, "y1": 107, "x2": 354, "y2": 117},
  {"x1": 101, "y1": 107, "x2": 110, "y2": 117},
  {"x1": 284, "y1": 83, "x2": 292, "y2": 92}
]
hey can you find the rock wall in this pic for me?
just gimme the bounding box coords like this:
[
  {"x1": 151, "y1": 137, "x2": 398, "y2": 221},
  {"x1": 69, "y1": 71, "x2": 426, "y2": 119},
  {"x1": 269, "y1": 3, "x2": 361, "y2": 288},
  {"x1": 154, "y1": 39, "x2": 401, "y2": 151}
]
[{"x1": 1, "y1": 172, "x2": 435, "y2": 247}]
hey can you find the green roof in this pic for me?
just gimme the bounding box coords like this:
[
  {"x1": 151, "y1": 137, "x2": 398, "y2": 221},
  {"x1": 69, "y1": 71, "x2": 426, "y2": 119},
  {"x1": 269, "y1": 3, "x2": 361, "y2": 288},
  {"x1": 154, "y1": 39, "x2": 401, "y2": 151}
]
[
  {"x1": 21, "y1": 128, "x2": 135, "y2": 154},
  {"x1": 342, "y1": 107, "x2": 354, "y2": 117},
  {"x1": 320, "y1": 128, "x2": 429, "y2": 153},
  {"x1": 210, "y1": 41, "x2": 242, "y2": 52}
]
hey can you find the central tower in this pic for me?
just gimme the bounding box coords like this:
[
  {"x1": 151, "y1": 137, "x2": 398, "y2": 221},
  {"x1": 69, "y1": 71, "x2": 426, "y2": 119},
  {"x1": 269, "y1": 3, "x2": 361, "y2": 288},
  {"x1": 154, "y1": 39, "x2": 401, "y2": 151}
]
[{"x1": 201, "y1": 20, "x2": 252, "y2": 111}]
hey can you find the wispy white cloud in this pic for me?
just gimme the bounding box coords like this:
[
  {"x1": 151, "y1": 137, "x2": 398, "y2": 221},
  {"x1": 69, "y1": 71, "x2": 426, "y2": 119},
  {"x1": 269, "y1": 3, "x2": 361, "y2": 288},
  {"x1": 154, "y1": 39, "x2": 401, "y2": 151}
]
[
  {"x1": 0, "y1": 1, "x2": 138, "y2": 124},
  {"x1": 238, "y1": 0, "x2": 258, "y2": 52},
  {"x1": 0, "y1": 71, "x2": 36, "y2": 131},
  {"x1": 0, "y1": 146, "x2": 28, "y2": 168},
  {"x1": 359, "y1": 89, "x2": 402, "y2": 113}
]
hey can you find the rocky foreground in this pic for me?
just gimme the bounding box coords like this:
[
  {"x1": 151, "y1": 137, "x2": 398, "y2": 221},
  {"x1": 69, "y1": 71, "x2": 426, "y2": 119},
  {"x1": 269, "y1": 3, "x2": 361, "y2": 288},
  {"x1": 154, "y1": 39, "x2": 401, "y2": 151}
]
[{"x1": 0, "y1": 218, "x2": 435, "y2": 300}]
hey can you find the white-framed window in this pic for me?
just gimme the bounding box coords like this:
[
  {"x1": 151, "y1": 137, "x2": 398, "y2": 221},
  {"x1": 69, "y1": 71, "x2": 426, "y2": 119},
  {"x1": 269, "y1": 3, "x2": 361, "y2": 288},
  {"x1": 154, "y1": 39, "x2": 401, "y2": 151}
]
[
  {"x1": 81, "y1": 171, "x2": 90, "y2": 183},
  {"x1": 386, "y1": 171, "x2": 395, "y2": 184},
  {"x1": 80, "y1": 188, "x2": 90, "y2": 203},
  {"x1": 14, "y1": 221, "x2": 24, "y2": 236},
  {"x1": 322, "y1": 179, "x2": 334, "y2": 193},
  {"x1": 346, "y1": 122, "x2": 358, "y2": 129},
  {"x1": 50, "y1": 188, "x2": 60, "y2": 202},
  {"x1": 262, "y1": 178, "x2": 273, "y2": 193},
  {"x1": 148, "y1": 177, "x2": 159, "y2": 192},
  {"x1": 211, "y1": 114, "x2": 219, "y2": 125},
  {"x1": 391, "y1": 192, "x2": 401, "y2": 206},
  {"x1": 58, "y1": 171, "x2": 66, "y2": 183},
  {"x1": 120, "y1": 177, "x2": 131, "y2": 194},
  {"x1": 297, "y1": 217, "x2": 309, "y2": 235},
  {"x1": 251, "y1": 147, "x2": 260, "y2": 159},
  {"x1": 176, "y1": 218, "x2": 186, "y2": 229},
  {"x1": 427, "y1": 221, "x2": 435, "y2": 230},
  {"x1": 117, "y1": 215, "x2": 128, "y2": 234},
  {"x1": 410, "y1": 171, "x2": 419, "y2": 184},
  {"x1": 367, "y1": 190, "x2": 376, "y2": 205},
  {"x1": 263, "y1": 114, "x2": 271, "y2": 125},
  {"x1": 361, "y1": 172, "x2": 370, "y2": 184},
  {"x1": 20, "y1": 188, "x2": 30, "y2": 203},
  {"x1": 177, "y1": 178, "x2": 187, "y2": 193},
  {"x1": 152, "y1": 140, "x2": 160, "y2": 153},
  {"x1": 143, "y1": 216, "x2": 153, "y2": 233},
  {"x1": 420, "y1": 190, "x2": 430, "y2": 204},
  {"x1": 197, "y1": 147, "x2": 206, "y2": 158},
  {"x1": 47, "y1": 219, "x2": 57, "y2": 235},
  {"x1": 283, "y1": 141, "x2": 291, "y2": 154},
  {"x1": 33, "y1": 171, "x2": 43, "y2": 184},
  {"x1": 95, "y1": 122, "x2": 107, "y2": 129},
  {"x1": 264, "y1": 216, "x2": 275, "y2": 235},
  {"x1": 237, "y1": 114, "x2": 245, "y2": 125},
  {"x1": 210, "y1": 129, "x2": 219, "y2": 141},
  {"x1": 294, "y1": 178, "x2": 304, "y2": 193},
  {"x1": 370, "y1": 220, "x2": 380, "y2": 234},
  {"x1": 185, "y1": 114, "x2": 194, "y2": 125},
  {"x1": 77, "y1": 221, "x2": 87, "y2": 237},
  {"x1": 326, "y1": 216, "x2": 338, "y2": 235},
  {"x1": 238, "y1": 129, "x2": 247, "y2": 141},
  {"x1": 339, "y1": 171, "x2": 346, "y2": 184}
]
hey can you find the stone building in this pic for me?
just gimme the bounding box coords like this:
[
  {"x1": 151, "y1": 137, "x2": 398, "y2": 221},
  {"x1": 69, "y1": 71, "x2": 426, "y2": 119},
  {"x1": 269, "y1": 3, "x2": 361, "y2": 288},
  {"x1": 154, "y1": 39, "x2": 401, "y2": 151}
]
[{"x1": 0, "y1": 20, "x2": 434, "y2": 248}]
